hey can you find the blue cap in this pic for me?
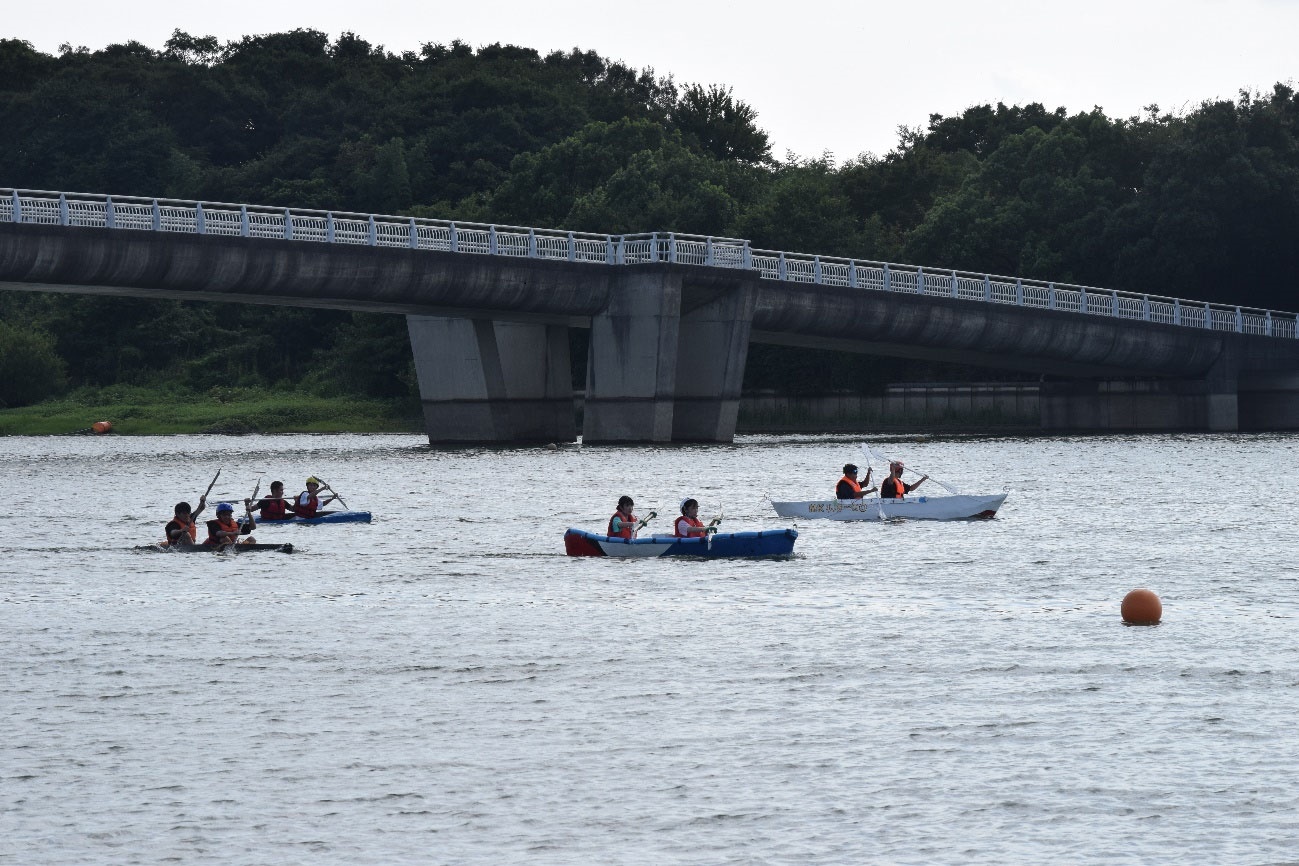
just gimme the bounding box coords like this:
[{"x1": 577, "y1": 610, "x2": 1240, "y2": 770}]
[{"x1": 216, "y1": 502, "x2": 234, "y2": 513}]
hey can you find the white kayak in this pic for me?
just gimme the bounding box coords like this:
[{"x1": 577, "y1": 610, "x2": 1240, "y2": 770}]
[{"x1": 770, "y1": 493, "x2": 1008, "y2": 521}]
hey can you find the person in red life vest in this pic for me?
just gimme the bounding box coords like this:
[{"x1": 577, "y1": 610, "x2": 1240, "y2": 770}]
[
  {"x1": 674, "y1": 498, "x2": 710, "y2": 538},
  {"x1": 607, "y1": 495, "x2": 641, "y2": 539},
  {"x1": 205, "y1": 502, "x2": 257, "y2": 546},
  {"x1": 164, "y1": 497, "x2": 206, "y2": 546},
  {"x1": 245, "y1": 480, "x2": 295, "y2": 521},
  {"x1": 880, "y1": 460, "x2": 927, "y2": 499},
  {"x1": 293, "y1": 477, "x2": 338, "y2": 519},
  {"x1": 835, "y1": 463, "x2": 876, "y2": 500}
]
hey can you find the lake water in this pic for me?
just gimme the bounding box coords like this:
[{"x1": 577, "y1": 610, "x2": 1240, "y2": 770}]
[{"x1": 2, "y1": 433, "x2": 1297, "y2": 865}]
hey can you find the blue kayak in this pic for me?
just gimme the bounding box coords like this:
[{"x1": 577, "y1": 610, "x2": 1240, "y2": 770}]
[
  {"x1": 565, "y1": 528, "x2": 797, "y2": 558},
  {"x1": 243, "y1": 511, "x2": 371, "y2": 526}
]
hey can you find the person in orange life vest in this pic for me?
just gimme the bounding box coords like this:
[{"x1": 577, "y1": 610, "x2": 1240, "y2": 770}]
[
  {"x1": 205, "y1": 502, "x2": 257, "y2": 546},
  {"x1": 607, "y1": 495, "x2": 641, "y2": 539},
  {"x1": 293, "y1": 477, "x2": 337, "y2": 519},
  {"x1": 674, "y1": 498, "x2": 710, "y2": 538},
  {"x1": 245, "y1": 480, "x2": 295, "y2": 521},
  {"x1": 880, "y1": 460, "x2": 927, "y2": 500},
  {"x1": 164, "y1": 497, "x2": 206, "y2": 546},
  {"x1": 835, "y1": 463, "x2": 876, "y2": 500}
]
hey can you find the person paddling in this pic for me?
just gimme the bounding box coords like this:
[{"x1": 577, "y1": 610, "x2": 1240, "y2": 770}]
[
  {"x1": 836, "y1": 463, "x2": 876, "y2": 500},
  {"x1": 245, "y1": 481, "x2": 295, "y2": 521},
  {"x1": 880, "y1": 460, "x2": 927, "y2": 500},
  {"x1": 608, "y1": 495, "x2": 644, "y2": 539},
  {"x1": 293, "y1": 477, "x2": 338, "y2": 520},
  {"x1": 205, "y1": 502, "x2": 257, "y2": 546},
  {"x1": 164, "y1": 497, "x2": 206, "y2": 547},
  {"x1": 674, "y1": 498, "x2": 710, "y2": 538}
]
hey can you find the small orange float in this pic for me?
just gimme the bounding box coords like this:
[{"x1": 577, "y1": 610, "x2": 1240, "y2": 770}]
[
  {"x1": 1121, "y1": 588, "x2": 1162, "y2": 625},
  {"x1": 91, "y1": 420, "x2": 113, "y2": 434}
]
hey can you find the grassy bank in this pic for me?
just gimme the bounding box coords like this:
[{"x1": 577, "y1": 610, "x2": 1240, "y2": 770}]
[{"x1": 0, "y1": 386, "x2": 422, "y2": 435}]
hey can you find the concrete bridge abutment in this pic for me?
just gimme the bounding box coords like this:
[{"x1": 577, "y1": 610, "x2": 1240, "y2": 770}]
[{"x1": 407, "y1": 315, "x2": 576, "y2": 443}]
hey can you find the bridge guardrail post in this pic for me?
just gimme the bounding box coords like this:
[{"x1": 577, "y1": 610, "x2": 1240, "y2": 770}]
[
  {"x1": 668, "y1": 233, "x2": 676, "y2": 264},
  {"x1": 778, "y1": 251, "x2": 787, "y2": 281},
  {"x1": 1048, "y1": 283, "x2": 1055, "y2": 309},
  {"x1": 1079, "y1": 286, "x2": 1088, "y2": 314},
  {"x1": 284, "y1": 209, "x2": 293, "y2": 240},
  {"x1": 1110, "y1": 290, "x2": 1118, "y2": 317},
  {"x1": 1173, "y1": 298, "x2": 1181, "y2": 325},
  {"x1": 568, "y1": 231, "x2": 576, "y2": 262},
  {"x1": 105, "y1": 196, "x2": 115, "y2": 229},
  {"x1": 917, "y1": 267, "x2": 926, "y2": 294},
  {"x1": 58, "y1": 194, "x2": 69, "y2": 226},
  {"x1": 327, "y1": 213, "x2": 335, "y2": 243},
  {"x1": 240, "y1": 205, "x2": 249, "y2": 237},
  {"x1": 951, "y1": 269, "x2": 958, "y2": 299},
  {"x1": 616, "y1": 236, "x2": 625, "y2": 264},
  {"x1": 10, "y1": 191, "x2": 19, "y2": 224},
  {"x1": 814, "y1": 256, "x2": 822, "y2": 284},
  {"x1": 606, "y1": 235, "x2": 615, "y2": 264},
  {"x1": 409, "y1": 218, "x2": 418, "y2": 249},
  {"x1": 1265, "y1": 310, "x2": 1273, "y2": 336},
  {"x1": 706, "y1": 237, "x2": 714, "y2": 266},
  {"x1": 883, "y1": 263, "x2": 891, "y2": 291},
  {"x1": 743, "y1": 240, "x2": 752, "y2": 270},
  {"x1": 152, "y1": 200, "x2": 161, "y2": 232},
  {"x1": 1016, "y1": 279, "x2": 1024, "y2": 306},
  {"x1": 1235, "y1": 306, "x2": 1243, "y2": 333},
  {"x1": 1143, "y1": 295, "x2": 1150, "y2": 321},
  {"x1": 528, "y1": 228, "x2": 537, "y2": 258},
  {"x1": 1203, "y1": 303, "x2": 1211, "y2": 328},
  {"x1": 489, "y1": 226, "x2": 498, "y2": 255},
  {"x1": 649, "y1": 232, "x2": 658, "y2": 263},
  {"x1": 449, "y1": 223, "x2": 458, "y2": 253},
  {"x1": 849, "y1": 260, "x2": 857, "y2": 288},
  {"x1": 196, "y1": 202, "x2": 205, "y2": 235},
  {"x1": 983, "y1": 275, "x2": 992, "y2": 302},
  {"x1": 367, "y1": 216, "x2": 377, "y2": 246}
]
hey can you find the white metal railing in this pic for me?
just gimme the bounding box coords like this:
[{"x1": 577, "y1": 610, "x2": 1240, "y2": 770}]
[{"x1": 3, "y1": 187, "x2": 1295, "y2": 339}]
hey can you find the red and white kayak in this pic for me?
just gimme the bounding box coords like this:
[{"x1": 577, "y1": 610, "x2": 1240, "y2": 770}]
[{"x1": 770, "y1": 493, "x2": 1008, "y2": 521}]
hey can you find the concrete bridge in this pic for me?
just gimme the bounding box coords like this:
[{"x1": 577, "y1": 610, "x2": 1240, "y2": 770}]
[{"x1": 4, "y1": 188, "x2": 1299, "y2": 442}]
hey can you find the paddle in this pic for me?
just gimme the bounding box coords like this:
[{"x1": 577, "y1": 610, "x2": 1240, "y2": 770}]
[
  {"x1": 245, "y1": 476, "x2": 261, "y2": 522},
  {"x1": 634, "y1": 510, "x2": 658, "y2": 536},
  {"x1": 705, "y1": 509, "x2": 724, "y2": 535},
  {"x1": 860, "y1": 442, "x2": 959, "y2": 495},
  {"x1": 313, "y1": 477, "x2": 349, "y2": 510},
  {"x1": 860, "y1": 444, "x2": 888, "y2": 522}
]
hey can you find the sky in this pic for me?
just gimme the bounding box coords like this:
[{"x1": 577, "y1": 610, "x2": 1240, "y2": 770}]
[{"x1": 8, "y1": 0, "x2": 1299, "y2": 160}]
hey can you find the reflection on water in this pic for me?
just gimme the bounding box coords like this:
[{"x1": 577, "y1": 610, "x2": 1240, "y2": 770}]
[{"x1": 2, "y1": 433, "x2": 1297, "y2": 863}]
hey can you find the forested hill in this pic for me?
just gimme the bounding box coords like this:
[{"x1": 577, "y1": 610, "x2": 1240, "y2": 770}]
[{"x1": 2, "y1": 30, "x2": 1299, "y2": 410}]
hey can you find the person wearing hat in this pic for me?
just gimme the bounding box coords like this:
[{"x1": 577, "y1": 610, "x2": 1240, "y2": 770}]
[
  {"x1": 293, "y1": 477, "x2": 338, "y2": 520},
  {"x1": 880, "y1": 460, "x2": 927, "y2": 499},
  {"x1": 836, "y1": 463, "x2": 876, "y2": 500},
  {"x1": 204, "y1": 501, "x2": 256, "y2": 546},
  {"x1": 674, "y1": 498, "x2": 710, "y2": 538}
]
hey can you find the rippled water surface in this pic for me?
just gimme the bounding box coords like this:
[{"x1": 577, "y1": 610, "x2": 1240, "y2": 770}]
[{"x1": 3, "y1": 433, "x2": 1298, "y2": 865}]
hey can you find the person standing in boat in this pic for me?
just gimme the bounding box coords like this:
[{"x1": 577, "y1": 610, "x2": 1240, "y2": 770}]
[
  {"x1": 293, "y1": 477, "x2": 338, "y2": 519},
  {"x1": 608, "y1": 495, "x2": 641, "y2": 539},
  {"x1": 164, "y1": 497, "x2": 206, "y2": 546},
  {"x1": 245, "y1": 481, "x2": 295, "y2": 521},
  {"x1": 880, "y1": 460, "x2": 927, "y2": 499},
  {"x1": 836, "y1": 464, "x2": 876, "y2": 500},
  {"x1": 674, "y1": 498, "x2": 710, "y2": 537},
  {"x1": 205, "y1": 502, "x2": 257, "y2": 546}
]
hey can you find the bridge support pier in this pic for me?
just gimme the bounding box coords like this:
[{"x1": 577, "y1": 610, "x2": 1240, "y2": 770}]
[
  {"x1": 1039, "y1": 374, "x2": 1240, "y2": 432},
  {"x1": 582, "y1": 271, "x2": 681, "y2": 443},
  {"x1": 407, "y1": 314, "x2": 576, "y2": 443},
  {"x1": 672, "y1": 281, "x2": 757, "y2": 441}
]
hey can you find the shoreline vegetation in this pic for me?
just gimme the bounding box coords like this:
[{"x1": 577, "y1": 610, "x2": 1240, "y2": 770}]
[{"x1": 0, "y1": 386, "x2": 422, "y2": 436}]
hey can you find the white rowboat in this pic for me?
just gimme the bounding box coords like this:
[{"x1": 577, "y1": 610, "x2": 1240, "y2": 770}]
[{"x1": 770, "y1": 493, "x2": 1008, "y2": 521}]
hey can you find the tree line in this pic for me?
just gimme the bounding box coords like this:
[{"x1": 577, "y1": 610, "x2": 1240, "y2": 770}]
[{"x1": 2, "y1": 30, "x2": 1298, "y2": 408}]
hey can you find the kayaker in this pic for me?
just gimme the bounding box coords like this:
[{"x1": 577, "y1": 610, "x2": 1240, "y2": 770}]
[
  {"x1": 164, "y1": 497, "x2": 206, "y2": 546},
  {"x1": 245, "y1": 481, "x2": 295, "y2": 521},
  {"x1": 205, "y1": 502, "x2": 257, "y2": 546},
  {"x1": 880, "y1": 460, "x2": 927, "y2": 499},
  {"x1": 607, "y1": 496, "x2": 640, "y2": 539},
  {"x1": 674, "y1": 498, "x2": 709, "y2": 538},
  {"x1": 293, "y1": 477, "x2": 337, "y2": 519},
  {"x1": 836, "y1": 463, "x2": 876, "y2": 500}
]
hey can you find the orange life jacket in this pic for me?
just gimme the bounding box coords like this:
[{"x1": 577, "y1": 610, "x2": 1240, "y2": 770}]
[
  {"x1": 675, "y1": 515, "x2": 704, "y2": 537},
  {"x1": 607, "y1": 511, "x2": 635, "y2": 539},
  {"x1": 166, "y1": 514, "x2": 197, "y2": 545},
  {"x1": 295, "y1": 492, "x2": 320, "y2": 518},
  {"x1": 838, "y1": 475, "x2": 862, "y2": 499},
  {"x1": 206, "y1": 515, "x2": 241, "y2": 544},
  {"x1": 881, "y1": 476, "x2": 907, "y2": 499}
]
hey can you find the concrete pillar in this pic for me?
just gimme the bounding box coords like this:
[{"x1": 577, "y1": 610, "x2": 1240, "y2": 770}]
[
  {"x1": 1203, "y1": 354, "x2": 1239, "y2": 433},
  {"x1": 583, "y1": 270, "x2": 681, "y2": 443},
  {"x1": 407, "y1": 314, "x2": 576, "y2": 444},
  {"x1": 1239, "y1": 372, "x2": 1299, "y2": 430},
  {"x1": 672, "y1": 281, "x2": 757, "y2": 441}
]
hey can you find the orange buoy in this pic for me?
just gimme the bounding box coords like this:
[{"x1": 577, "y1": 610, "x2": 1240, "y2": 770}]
[
  {"x1": 1121, "y1": 588, "x2": 1162, "y2": 625},
  {"x1": 91, "y1": 421, "x2": 113, "y2": 434}
]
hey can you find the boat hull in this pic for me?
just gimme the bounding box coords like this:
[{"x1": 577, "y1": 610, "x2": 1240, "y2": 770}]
[
  {"x1": 564, "y1": 528, "x2": 797, "y2": 558},
  {"x1": 135, "y1": 543, "x2": 295, "y2": 553},
  {"x1": 770, "y1": 493, "x2": 1008, "y2": 521},
  {"x1": 243, "y1": 511, "x2": 371, "y2": 526}
]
